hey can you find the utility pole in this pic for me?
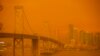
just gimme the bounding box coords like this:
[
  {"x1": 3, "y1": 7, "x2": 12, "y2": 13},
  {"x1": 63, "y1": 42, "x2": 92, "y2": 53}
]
[
  {"x1": 0, "y1": 2, "x2": 3, "y2": 31},
  {"x1": 0, "y1": 23, "x2": 3, "y2": 31}
]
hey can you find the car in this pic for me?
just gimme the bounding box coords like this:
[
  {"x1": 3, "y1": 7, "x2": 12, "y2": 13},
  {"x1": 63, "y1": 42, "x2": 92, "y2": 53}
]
[{"x1": 0, "y1": 42, "x2": 6, "y2": 56}]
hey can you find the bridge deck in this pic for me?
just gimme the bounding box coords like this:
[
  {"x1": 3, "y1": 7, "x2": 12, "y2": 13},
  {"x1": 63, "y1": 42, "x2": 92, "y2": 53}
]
[{"x1": 0, "y1": 33, "x2": 64, "y2": 46}]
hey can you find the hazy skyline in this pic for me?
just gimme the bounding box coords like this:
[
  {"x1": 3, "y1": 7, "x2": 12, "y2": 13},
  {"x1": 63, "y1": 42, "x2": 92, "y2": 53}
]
[{"x1": 0, "y1": 0, "x2": 100, "y2": 42}]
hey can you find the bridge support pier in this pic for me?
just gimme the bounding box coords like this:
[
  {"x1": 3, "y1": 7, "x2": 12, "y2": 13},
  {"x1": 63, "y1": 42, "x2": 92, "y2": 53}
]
[{"x1": 32, "y1": 38, "x2": 40, "y2": 56}]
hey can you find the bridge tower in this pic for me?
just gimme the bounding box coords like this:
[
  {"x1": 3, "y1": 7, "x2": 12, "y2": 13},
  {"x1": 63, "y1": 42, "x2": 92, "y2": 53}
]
[
  {"x1": 13, "y1": 6, "x2": 25, "y2": 56},
  {"x1": 14, "y1": 5, "x2": 41, "y2": 56}
]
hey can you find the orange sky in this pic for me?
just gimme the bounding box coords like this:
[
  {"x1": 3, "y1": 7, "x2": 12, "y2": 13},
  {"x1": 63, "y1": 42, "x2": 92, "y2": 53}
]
[{"x1": 0, "y1": 0, "x2": 100, "y2": 42}]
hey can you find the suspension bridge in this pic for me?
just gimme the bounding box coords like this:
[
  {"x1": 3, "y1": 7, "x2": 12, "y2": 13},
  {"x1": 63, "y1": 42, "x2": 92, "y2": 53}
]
[{"x1": 0, "y1": 6, "x2": 65, "y2": 56}]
